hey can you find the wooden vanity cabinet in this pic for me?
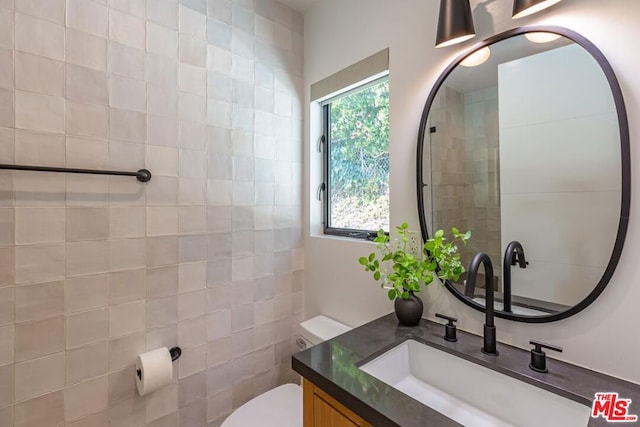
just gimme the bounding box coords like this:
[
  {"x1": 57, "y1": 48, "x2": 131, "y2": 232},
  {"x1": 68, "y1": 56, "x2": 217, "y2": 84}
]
[{"x1": 303, "y1": 379, "x2": 372, "y2": 427}]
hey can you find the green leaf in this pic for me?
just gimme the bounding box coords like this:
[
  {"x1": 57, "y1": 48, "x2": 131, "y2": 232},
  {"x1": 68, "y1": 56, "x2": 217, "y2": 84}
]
[{"x1": 358, "y1": 222, "x2": 471, "y2": 297}]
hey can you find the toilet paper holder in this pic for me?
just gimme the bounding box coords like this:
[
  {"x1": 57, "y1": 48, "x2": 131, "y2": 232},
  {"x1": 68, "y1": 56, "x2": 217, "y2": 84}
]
[
  {"x1": 136, "y1": 346, "x2": 181, "y2": 380},
  {"x1": 169, "y1": 346, "x2": 182, "y2": 361}
]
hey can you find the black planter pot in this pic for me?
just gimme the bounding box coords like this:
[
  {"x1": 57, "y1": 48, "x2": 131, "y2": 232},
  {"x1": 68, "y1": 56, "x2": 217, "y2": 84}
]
[{"x1": 394, "y1": 292, "x2": 424, "y2": 326}]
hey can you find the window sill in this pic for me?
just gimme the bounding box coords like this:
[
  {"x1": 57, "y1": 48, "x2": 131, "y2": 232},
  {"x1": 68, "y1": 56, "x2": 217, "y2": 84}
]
[{"x1": 308, "y1": 232, "x2": 378, "y2": 245}]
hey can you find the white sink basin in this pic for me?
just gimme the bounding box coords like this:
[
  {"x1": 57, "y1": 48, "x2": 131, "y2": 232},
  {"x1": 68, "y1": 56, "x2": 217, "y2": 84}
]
[{"x1": 360, "y1": 340, "x2": 591, "y2": 427}]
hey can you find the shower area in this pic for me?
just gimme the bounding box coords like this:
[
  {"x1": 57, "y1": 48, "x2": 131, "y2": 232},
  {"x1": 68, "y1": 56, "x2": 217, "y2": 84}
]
[{"x1": 427, "y1": 84, "x2": 502, "y2": 290}]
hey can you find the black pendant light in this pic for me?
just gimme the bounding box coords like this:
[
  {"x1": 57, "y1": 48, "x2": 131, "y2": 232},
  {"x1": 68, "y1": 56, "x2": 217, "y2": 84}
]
[
  {"x1": 435, "y1": 0, "x2": 476, "y2": 48},
  {"x1": 513, "y1": 0, "x2": 562, "y2": 19}
]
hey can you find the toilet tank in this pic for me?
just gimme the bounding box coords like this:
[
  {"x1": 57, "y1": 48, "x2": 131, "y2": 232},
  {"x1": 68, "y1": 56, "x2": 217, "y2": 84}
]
[{"x1": 296, "y1": 315, "x2": 352, "y2": 351}]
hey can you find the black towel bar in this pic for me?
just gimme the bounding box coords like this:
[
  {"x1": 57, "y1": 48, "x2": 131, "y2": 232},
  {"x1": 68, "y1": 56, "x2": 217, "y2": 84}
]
[{"x1": 0, "y1": 164, "x2": 152, "y2": 182}]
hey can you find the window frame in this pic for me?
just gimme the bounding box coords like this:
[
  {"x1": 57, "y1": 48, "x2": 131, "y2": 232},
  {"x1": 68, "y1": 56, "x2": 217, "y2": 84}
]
[{"x1": 320, "y1": 75, "x2": 390, "y2": 240}]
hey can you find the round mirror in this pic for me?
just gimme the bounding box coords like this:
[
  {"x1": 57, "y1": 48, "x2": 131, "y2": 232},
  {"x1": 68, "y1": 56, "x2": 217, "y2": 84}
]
[{"x1": 417, "y1": 26, "x2": 630, "y2": 323}]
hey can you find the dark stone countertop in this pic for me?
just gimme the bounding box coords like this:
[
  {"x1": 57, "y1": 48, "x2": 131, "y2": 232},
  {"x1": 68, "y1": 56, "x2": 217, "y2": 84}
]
[{"x1": 292, "y1": 314, "x2": 640, "y2": 427}]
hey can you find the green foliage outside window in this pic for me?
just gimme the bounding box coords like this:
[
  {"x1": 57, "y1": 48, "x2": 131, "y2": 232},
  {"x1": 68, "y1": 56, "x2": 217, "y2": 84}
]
[{"x1": 328, "y1": 79, "x2": 390, "y2": 231}]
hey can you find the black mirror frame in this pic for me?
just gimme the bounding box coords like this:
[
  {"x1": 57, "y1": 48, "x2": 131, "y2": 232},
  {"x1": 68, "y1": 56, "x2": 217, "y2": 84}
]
[{"x1": 416, "y1": 25, "x2": 631, "y2": 323}]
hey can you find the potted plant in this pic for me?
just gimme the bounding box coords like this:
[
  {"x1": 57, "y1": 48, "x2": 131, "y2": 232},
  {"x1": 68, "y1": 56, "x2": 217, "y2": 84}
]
[{"x1": 359, "y1": 223, "x2": 470, "y2": 326}]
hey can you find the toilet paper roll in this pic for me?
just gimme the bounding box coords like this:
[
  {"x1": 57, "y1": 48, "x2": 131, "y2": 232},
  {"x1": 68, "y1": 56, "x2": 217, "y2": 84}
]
[{"x1": 135, "y1": 347, "x2": 173, "y2": 396}]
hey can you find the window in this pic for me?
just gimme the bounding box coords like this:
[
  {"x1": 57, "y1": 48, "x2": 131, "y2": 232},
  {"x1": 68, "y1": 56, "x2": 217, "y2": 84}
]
[{"x1": 321, "y1": 77, "x2": 390, "y2": 238}]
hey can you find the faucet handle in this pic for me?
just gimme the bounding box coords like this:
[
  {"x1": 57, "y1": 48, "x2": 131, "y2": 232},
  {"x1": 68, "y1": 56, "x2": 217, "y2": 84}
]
[
  {"x1": 529, "y1": 340, "x2": 563, "y2": 373},
  {"x1": 435, "y1": 313, "x2": 458, "y2": 342}
]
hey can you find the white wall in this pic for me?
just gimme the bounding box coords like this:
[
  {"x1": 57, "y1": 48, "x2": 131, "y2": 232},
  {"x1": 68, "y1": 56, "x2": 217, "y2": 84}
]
[
  {"x1": 499, "y1": 44, "x2": 620, "y2": 306},
  {"x1": 303, "y1": 0, "x2": 640, "y2": 384}
]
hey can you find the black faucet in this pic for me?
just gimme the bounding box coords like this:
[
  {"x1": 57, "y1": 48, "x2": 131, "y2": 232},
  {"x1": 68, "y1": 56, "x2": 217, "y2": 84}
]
[
  {"x1": 465, "y1": 253, "x2": 498, "y2": 356},
  {"x1": 503, "y1": 241, "x2": 528, "y2": 313}
]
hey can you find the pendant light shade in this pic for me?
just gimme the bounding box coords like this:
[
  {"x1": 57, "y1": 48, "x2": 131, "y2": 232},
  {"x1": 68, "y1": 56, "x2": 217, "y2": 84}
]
[
  {"x1": 435, "y1": 0, "x2": 476, "y2": 48},
  {"x1": 512, "y1": 0, "x2": 562, "y2": 19}
]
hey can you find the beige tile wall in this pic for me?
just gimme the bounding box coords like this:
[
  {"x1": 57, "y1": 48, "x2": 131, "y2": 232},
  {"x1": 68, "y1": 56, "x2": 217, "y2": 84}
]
[
  {"x1": 0, "y1": 0, "x2": 304, "y2": 426},
  {"x1": 462, "y1": 86, "x2": 501, "y2": 274},
  {"x1": 430, "y1": 85, "x2": 501, "y2": 288},
  {"x1": 430, "y1": 86, "x2": 467, "y2": 256}
]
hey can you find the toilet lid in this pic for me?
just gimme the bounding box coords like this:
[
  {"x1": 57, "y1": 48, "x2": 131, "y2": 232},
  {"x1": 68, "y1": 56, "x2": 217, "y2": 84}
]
[{"x1": 221, "y1": 383, "x2": 303, "y2": 427}]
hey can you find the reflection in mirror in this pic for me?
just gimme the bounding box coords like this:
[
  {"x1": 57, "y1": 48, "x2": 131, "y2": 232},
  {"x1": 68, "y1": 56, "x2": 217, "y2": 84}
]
[{"x1": 422, "y1": 31, "x2": 623, "y2": 318}]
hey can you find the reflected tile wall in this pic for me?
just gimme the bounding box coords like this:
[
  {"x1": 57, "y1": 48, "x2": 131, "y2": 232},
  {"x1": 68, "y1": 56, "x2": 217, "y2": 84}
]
[
  {"x1": 463, "y1": 86, "x2": 501, "y2": 276},
  {"x1": 430, "y1": 86, "x2": 466, "y2": 255},
  {"x1": 0, "y1": 0, "x2": 304, "y2": 426},
  {"x1": 430, "y1": 85, "x2": 501, "y2": 285}
]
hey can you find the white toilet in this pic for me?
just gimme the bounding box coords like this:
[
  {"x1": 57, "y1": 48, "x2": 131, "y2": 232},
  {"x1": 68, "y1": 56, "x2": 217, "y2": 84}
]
[{"x1": 221, "y1": 315, "x2": 352, "y2": 427}]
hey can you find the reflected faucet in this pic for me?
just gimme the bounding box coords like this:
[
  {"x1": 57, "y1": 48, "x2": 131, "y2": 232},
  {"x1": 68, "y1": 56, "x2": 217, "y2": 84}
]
[
  {"x1": 503, "y1": 241, "x2": 528, "y2": 313},
  {"x1": 465, "y1": 253, "x2": 498, "y2": 356}
]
